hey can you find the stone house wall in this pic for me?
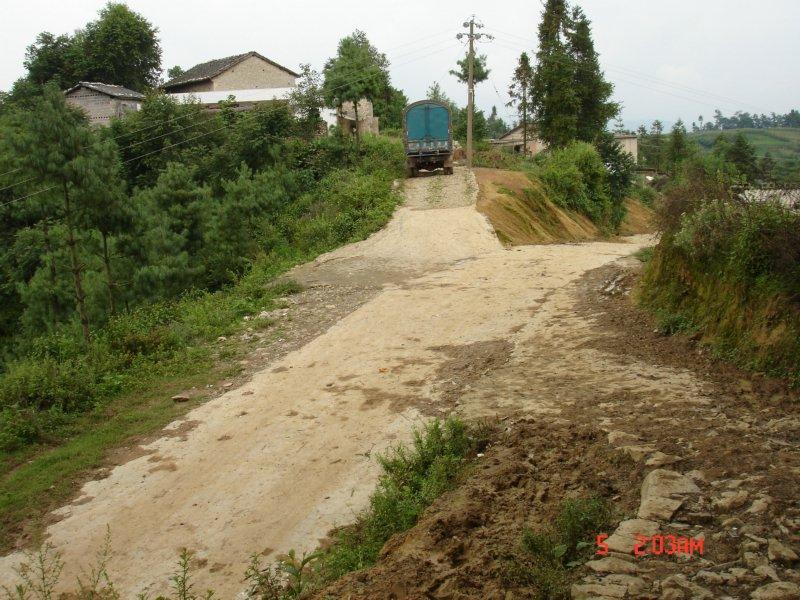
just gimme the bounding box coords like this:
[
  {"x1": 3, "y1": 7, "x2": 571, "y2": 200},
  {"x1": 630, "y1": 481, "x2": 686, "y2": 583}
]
[
  {"x1": 211, "y1": 55, "x2": 296, "y2": 91},
  {"x1": 65, "y1": 87, "x2": 140, "y2": 127}
]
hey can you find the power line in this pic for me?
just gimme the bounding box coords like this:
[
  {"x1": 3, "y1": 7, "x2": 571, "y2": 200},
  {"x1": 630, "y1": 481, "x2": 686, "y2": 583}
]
[{"x1": 486, "y1": 28, "x2": 771, "y2": 113}]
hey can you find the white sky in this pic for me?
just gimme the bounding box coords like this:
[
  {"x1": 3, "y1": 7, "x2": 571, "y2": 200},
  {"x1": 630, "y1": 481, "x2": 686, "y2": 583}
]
[{"x1": 2, "y1": 0, "x2": 798, "y2": 129}]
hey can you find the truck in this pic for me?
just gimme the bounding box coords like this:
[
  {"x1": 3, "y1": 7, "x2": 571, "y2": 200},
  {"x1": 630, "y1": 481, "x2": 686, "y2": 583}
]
[{"x1": 403, "y1": 100, "x2": 454, "y2": 177}]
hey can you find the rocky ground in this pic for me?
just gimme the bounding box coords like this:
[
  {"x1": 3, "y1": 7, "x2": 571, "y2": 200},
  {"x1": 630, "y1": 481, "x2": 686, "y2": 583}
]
[{"x1": 312, "y1": 259, "x2": 800, "y2": 600}]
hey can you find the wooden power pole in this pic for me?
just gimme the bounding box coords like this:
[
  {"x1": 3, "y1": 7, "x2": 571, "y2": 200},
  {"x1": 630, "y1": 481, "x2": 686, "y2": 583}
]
[{"x1": 458, "y1": 17, "x2": 492, "y2": 170}]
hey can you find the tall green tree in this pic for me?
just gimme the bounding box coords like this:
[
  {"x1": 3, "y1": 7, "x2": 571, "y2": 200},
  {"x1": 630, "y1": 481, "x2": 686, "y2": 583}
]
[
  {"x1": 322, "y1": 30, "x2": 389, "y2": 145},
  {"x1": 666, "y1": 120, "x2": 694, "y2": 172},
  {"x1": 507, "y1": 52, "x2": 534, "y2": 150},
  {"x1": 567, "y1": 7, "x2": 618, "y2": 142},
  {"x1": 80, "y1": 2, "x2": 162, "y2": 90},
  {"x1": 427, "y1": 82, "x2": 452, "y2": 105},
  {"x1": 4, "y1": 85, "x2": 123, "y2": 341},
  {"x1": 372, "y1": 85, "x2": 409, "y2": 130},
  {"x1": 289, "y1": 64, "x2": 325, "y2": 138},
  {"x1": 23, "y1": 32, "x2": 83, "y2": 88},
  {"x1": 531, "y1": 0, "x2": 579, "y2": 147},
  {"x1": 486, "y1": 106, "x2": 508, "y2": 139}
]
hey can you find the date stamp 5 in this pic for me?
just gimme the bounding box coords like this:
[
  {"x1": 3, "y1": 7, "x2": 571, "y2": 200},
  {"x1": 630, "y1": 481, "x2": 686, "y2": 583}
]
[{"x1": 596, "y1": 534, "x2": 704, "y2": 557}]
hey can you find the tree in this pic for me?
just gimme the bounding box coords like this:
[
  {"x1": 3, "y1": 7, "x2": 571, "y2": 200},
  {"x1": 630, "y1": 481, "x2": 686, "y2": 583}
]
[
  {"x1": 486, "y1": 106, "x2": 508, "y2": 140},
  {"x1": 507, "y1": 52, "x2": 534, "y2": 151},
  {"x1": 567, "y1": 6, "x2": 618, "y2": 142},
  {"x1": 81, "y1": 2, "x2": 162, "y2": 90},
  {"x1": 23, "y1": 32, "x2": 82, "y2": 88},
  {"x1": 666, "y1": 119, "x2": 693, "y2": 171},
  {"x1": 596, "y1": 131, "x2": 635, "y2": 228},
  {"x1": 4, "y1": 84, "x2": 123, "y2": 341},
  {"x1": 289, "y1": 64, "x2": 325, "y2": 138},
  {"x1": 726, "y1": 133, "x2": 759, "y2": 182},
  {"x1": 449, "y1": 53, "x2": 490, "y2": 84},
  {"x1": 531, "y1": 0, "x2": 579, "y2": 147},
  {"x1": 427, "y1": 82, "x2": 453, "y2": 106},
  {"x1": 322, "y1": 30, "x2": 389, "y2": 145},
  {"x1": 454, "y1": 107, "x2": 487, "y2": 143},
  {"x1": 167, "y1": 66, "x2": 184, "y2": 80}
]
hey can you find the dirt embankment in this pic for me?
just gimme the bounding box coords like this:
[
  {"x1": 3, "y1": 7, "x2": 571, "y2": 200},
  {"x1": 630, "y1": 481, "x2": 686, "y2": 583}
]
[{"x1": 474, "y1": 167, "x2": 655, "y2": 245}]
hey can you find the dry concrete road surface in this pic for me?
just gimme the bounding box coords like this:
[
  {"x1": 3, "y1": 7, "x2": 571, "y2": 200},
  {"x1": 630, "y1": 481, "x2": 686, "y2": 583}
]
[{"x1": 0, "y1": 168, "x2": 651, "y2": 597}]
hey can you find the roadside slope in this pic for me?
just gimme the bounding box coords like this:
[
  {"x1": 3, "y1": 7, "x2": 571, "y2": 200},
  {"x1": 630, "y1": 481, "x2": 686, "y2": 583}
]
[{"x1": 474, "y1": 167, "x2": 655, "y2": 245}]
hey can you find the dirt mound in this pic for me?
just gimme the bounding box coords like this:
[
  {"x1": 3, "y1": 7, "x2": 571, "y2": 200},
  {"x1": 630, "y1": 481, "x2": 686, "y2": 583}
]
[
  {"x1": 310, "y1": 419, "x2": 642, "y2": 600},
  {"x1": 473, "y1": 168, "x2": 655, "y2": 245},
  {"x1": 618, "y1": 198, "x2": 657, "y2": 236}
]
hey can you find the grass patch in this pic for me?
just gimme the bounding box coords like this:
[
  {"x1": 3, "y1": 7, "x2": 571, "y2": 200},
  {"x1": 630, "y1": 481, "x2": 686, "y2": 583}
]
[
  {"x1": 633, "y1": 246, "x2": 655, "y2": 263},
  {"x1": 314, "y1": 418, "x2": 489, "y2": 582},
  {"x1": 505, "y1": 497, "x2": 612, "y2": 600}
]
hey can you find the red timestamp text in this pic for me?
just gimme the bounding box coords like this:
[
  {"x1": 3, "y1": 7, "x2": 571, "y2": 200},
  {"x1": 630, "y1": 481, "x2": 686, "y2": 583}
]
[{"x1": 596, "y1": 534, "x2": 704, "y2": 557}]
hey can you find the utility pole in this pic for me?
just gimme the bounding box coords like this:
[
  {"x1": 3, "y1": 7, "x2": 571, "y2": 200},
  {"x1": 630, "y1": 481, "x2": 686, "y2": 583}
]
[{"x1": 457, "y1": 17, "x2": 492, "y2": 170}]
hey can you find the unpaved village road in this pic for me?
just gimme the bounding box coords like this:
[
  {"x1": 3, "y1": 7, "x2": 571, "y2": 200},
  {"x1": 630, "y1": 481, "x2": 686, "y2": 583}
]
[{"x1": 0, "y1": 168, "x2": 653, "y2": 596}]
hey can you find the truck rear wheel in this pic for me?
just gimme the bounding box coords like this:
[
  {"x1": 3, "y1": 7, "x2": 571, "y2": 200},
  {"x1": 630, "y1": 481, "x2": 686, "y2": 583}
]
[{"x1": 406, "y1": 166, "x2": 417, "y2": 178}]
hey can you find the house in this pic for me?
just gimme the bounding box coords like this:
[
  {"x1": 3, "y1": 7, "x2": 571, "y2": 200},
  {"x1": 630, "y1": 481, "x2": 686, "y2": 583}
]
[
  {"x1": 163, "y1": 51, "x2": 299, "y2": 109},
  {"x1": 492, "y1": 125, "x2": 639, "y2": 163},
  {"x1": 321, "y1": 99, "x2": 379, "y2": 135},
  {"x1": 64, "y1": 82, "x2": 144, "y2": 127},
  {"x1": 614, "y1": 134, "x2": 639, "y2": 163},
  {"x1": 492, "y1": 124, "x2": 547, "y2": 155}
]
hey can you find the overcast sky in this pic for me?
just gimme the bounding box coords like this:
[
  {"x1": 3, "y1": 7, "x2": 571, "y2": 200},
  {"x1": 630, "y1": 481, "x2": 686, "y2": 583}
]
[{"x1": 2, "y1": 0, "x2": 798, "y2": 130}]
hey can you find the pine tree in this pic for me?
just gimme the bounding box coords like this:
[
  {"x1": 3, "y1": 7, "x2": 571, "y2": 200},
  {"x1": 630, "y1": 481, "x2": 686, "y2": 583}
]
[
  {"x1": 449, "y1": 54, "x2": 490, "y2": 85},
  {"x1": 531, "y1": 0, "x2": 579, "y2": 147},
  {"x1": 507, "y1": 52, "x2": 534, "y2": 152},
  {"x1": 4, "y1": 84, "x2": 122, "y2": 342},
  {"x1": 567, "y1": 6, "x2": 618, "y2": 142},
  {"x1": 486, "y1": 106, "x2": 508, "y2": 139},
  {"x1": 666, "y1": 120, "x2": 693, "y2": 171}
]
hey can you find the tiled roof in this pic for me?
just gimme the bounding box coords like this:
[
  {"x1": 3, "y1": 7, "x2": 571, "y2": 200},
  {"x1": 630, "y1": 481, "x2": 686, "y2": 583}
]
[
  {"x1": 65, "y1": 82, "x2": 145, "y2": 100},
  {"x1": 163, "y1": 51, "x2": 299, "y2": 90}
]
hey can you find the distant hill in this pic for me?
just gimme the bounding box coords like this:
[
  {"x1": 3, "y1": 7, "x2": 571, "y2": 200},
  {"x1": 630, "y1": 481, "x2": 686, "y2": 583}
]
[
  {"x1": 689, "y1": 127, "x2": 800, "y2": 162},
  {"x1": 689, "y1": 128, "x2": 800, "y2": 184}
]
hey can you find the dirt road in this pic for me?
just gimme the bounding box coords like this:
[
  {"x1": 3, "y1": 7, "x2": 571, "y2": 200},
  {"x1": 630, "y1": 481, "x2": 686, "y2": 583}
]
[{"x1": 0, "y1": 168, "x2": 653, "y2": 596}]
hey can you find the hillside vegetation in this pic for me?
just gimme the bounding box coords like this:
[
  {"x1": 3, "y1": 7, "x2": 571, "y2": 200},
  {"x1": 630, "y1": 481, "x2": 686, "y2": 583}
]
[
  {"x1": 690, "y1": 127, "x2": 800, "y2": 160},
  {"x1": 640, "y1": 155, "x2": 800, "y2": 382},
  {"x1": 0, "y1": 88, "x2": 405, "y2": 548}
]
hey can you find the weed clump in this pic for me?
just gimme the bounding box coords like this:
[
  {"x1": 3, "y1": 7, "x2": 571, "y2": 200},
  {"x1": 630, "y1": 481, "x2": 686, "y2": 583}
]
[
  {"x1": 316, "y1": 418, "x2": 488, "y2": 582},
  {"x1": 505, "y1": 497, "x2": 612, "y2": 600}
]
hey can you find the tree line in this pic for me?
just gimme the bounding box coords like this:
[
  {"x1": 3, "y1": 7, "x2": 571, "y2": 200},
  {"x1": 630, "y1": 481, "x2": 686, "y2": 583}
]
[{"x1": 691, "y1": 109, "x2": 800, "y2": 132}]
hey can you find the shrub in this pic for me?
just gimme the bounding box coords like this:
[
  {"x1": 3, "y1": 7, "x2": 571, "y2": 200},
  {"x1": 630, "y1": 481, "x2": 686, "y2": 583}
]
[
  {"x1": 506, "y1": 497, "x2": 611, "y2": 600},
  {"x1": 533, "y1": 142, "x2": 613, "y2": 227}
]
